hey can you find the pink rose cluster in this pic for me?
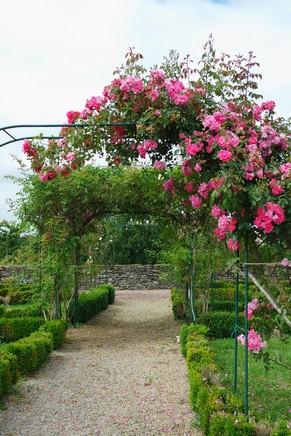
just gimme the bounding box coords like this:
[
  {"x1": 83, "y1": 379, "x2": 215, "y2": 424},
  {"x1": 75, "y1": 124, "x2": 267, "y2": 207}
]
[
  {"x1": 238, "y1": 328, "x2": 267, "y2": 354},
  {"x1": 212, "y1": 208, "x2": 237, "y2": 238},
  {"x1": 137, "y1": 139, "x2": 158, "y2": 158},
  {"x1": 165, "y1": 79, "x2": 190, "y2": 105},
  {"x1": 252, "y1": 100, "x2": 276, "y2": 121},
  {"x1": 254, "y1": 202, "x2": 285, "y2": 233},
  {"x1": 281, "y1": 258, "x2": 291, "y2": 268},
  {"x1": 178, "y1": 102, "x2": 288, "y2": 242},
  {"x1": 153, "y1": 160, "x2": 167, "y2": 170},
  {"x1": 22, "y1": 139, "x2": 37, "y2": 158},
  {"x1": 183, "y1": 178, "x2": 224, "y2": 211},
  {"x1": 244, "y1": 298, "x2": 260, "y2": 320},
  {"x1": 66, "y1": 111, "x2": 81, "y2": 124},
  {"x1": 120, "y1": 76, "x2": 144, "y2": 94},
  {"x1": 280, "y1": 162, "x2": 291, "y2": 179},
  {"x1": 162, "y1": 177, "x2": 176, "y2": 195},
  {"x1": 203, "y1": 112, "x2": 225, "y2": 131}
]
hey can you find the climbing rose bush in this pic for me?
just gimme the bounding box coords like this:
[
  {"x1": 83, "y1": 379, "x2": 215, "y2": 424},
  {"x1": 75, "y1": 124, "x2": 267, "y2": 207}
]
[
  {"x1": 238, "y1": 328, "x2": 267, "y2": 354},
  {"x1": 244, "y1": 298, "x2": 260, "y2": 321},
  {"x1": 22, "y1": 40, "x2": 290, "y2": 250},
  {"x1": 164, "y1": 101, "x2": 290, "y2": 248}
]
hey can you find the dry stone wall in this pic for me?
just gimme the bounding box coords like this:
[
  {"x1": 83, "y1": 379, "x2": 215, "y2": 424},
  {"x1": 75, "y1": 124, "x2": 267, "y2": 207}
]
[
  {"x1": 0, "y1": 264, "x2": 172, "y2": 290},
  {"x1": 80, "y1": 264, "x2": 172, "y2": 289}
]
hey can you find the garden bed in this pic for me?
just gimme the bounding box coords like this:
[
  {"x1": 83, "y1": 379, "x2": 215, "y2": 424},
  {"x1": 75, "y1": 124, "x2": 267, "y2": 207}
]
[
  {"x1": 180, "y1": 323, "x2": 290, "y2": 435},
  {"x1": 210, "y1": 337, "x2": 291, "y2": 424}
]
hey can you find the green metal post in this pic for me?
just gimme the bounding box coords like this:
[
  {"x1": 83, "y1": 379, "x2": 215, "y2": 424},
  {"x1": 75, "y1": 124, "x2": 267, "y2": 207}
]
[
  {"x1": 233, "y1": 249, "x2": 240, "y2": 393},
  {"x1": 244, "y1": 239, "x2": 249, "y2": 416},
  {"x1": 189, "y1": 240, "x2": 196, "y2": 323},
  {"x1": 73, "y1": 280, "x2": 78, "y2": 327},
  {"x1": 38, "y1": 233, "x2": 42, "y2": 295},
  {"x1": 73, "y1": 242, "x2": 81, "y2": 328}
]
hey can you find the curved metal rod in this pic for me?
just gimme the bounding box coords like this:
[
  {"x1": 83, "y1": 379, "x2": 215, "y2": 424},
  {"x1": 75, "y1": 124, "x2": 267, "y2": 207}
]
[
  {"x1": 0, "y1": 122, "x2": 136, "y2": 132},
  {"x1": 0, "y1": 136, "x2": 62, "y2": 148},
  {"x1": 0, "y1": 122, "x2": 137, "y2": 147}
]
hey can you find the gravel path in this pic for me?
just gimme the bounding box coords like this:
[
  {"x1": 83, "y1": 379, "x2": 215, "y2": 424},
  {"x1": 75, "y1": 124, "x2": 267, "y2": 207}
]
[{"x1": 0, "y1": 289, "x2": 201, "y2": 436}]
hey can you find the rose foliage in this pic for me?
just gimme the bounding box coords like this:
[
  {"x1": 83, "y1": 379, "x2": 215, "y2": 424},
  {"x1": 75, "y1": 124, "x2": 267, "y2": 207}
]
[{"x1": 22, "y1": 38, "x2": 290, "y2": 251}]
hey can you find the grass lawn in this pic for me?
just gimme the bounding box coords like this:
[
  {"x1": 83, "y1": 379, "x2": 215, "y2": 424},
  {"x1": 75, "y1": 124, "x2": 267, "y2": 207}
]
[{"x1": 210, "y1": 337, "x2": 291, "y2": 423}]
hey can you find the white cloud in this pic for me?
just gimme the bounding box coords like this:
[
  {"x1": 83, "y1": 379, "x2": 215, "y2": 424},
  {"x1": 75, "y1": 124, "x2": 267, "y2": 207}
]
[{"x1": 0, "y1": 0, "x2": 290, "y2": 219}]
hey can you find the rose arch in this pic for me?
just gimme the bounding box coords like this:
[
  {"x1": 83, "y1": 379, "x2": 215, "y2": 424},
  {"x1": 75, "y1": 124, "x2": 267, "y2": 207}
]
[{"x1": 1, "y1": 38, "x2": 290, "y2": 416}]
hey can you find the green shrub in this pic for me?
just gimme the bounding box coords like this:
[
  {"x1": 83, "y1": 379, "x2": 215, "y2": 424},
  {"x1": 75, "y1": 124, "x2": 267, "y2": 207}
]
[
  {"x1": 0, "y1": 351, "x2": 18, "y2": 397},
  {"x1": 3, "y1": 330, "x2": 53, "y2": 374},
  {"x1": 209, "y1": 285, "x2": 256, "y2": 302},
  {"x1": 209, "y1": 300, "x2": 244, "y2": 312},
  {"x1": 209, "y1": 413, "x2": 256, "y2": 435},
  {"x1": 4, "y1": 304, "x2": 43, "y2": 318},
  {"x1": 271, "y1": 420, "x2": 290, "y2": 436},
  {"x1": 0, "y1": 306, "x2": 5, "y2": 317},
  {"x1": 180, "y1": 324, "x2": 189, "y2": 357},
  {"x1": 198, "y1": 312, "x2": 244, "y2": 339},
  {"x1": 8, "y1": 290, "x2": 34, "y2": 305},
  {"x1": 210, "y1": 281, "x2": 233, "y2": 289},
  {"x1": 40, "y1": 320, "x2": 67, "y2": 349},
  {"x1": 98, "y1": 284, "x2": 115, "y2": 304},
  {"x1": 210, "y1": 287, "x2": 243, "y2": 301},
  {"x1": 19, "y1": 284, "x2": 34, "y2": 292},
  {"x1": 182, "y1": 325, "x2": 256, "y2": 435},
  {"x1": 180, "y1": 323, "x2": 208, "y2": 357},
  {"x1": 71, "y1": 286, "x2": 109, "y2": 323},
  {"x1": 0, "y1": 317, "x2": 45, "y2": 342},
  {"x1": 171, "y1": 288, "x2": 185, "y2": 320},
  {"x1": 0, "y1": 287, "x2": 10, "y2": 297}
]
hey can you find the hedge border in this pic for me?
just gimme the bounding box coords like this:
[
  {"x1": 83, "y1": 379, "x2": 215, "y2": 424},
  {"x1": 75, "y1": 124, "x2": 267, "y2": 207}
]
[
  {"x1": 0, "y1": 319, "x2": 67, "y2": 399},
  {"x1": 180, "y1": 324, "x2": 289, "y2": 435},
  {"x1": 71, "y1": 284, "x2": 115, "y2": 323},
  {"x1": 0, "y1": 317, "x2": 45, "y2": 342}
]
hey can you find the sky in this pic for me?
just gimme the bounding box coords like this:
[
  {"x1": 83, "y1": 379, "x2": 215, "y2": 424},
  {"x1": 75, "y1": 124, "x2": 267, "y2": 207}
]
[{"x1": 1, "y1": 0, "x2": 290, "y2": 220}]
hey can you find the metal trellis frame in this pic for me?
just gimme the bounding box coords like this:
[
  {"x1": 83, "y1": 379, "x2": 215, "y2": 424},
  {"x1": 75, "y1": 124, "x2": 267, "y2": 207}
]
[
  {"x1": 0, "y1": 121, "x2": 139, "y2": 327},
  {"x1": 0, "y1": 122, "x2": 138, "y2": 148}
]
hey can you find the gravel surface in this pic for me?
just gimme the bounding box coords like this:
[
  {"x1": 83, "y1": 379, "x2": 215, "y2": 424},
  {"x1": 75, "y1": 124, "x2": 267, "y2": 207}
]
[{"x1": 0, "y1": 289, "x2": 201, "y2": 436}]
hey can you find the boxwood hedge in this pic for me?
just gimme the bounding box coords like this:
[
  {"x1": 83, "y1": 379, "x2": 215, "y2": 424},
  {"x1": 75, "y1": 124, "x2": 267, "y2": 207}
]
[{"x1": 0, "y1": 317, "x2": 45, "y2": 342}]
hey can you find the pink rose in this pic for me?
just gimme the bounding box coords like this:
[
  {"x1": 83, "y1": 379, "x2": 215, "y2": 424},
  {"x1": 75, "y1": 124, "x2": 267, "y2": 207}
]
[
  {"x1": 261, "y1": 100, "x2": 275, "y2": 111},
  {"x1": 194, "y1": 163, "x2": 202, "y2": 173},
  {"x1": 217, "y1": 150, "x2": 232, "y2": 162},
  {"x1": 66, "y1": 111, "x2": 80, "y2": 124},
  {"x1": 153, "y1": 161, "x2": 166, "y2": 170},
  {"x1": 189, "y1": 195, "x2": 202, "y2": 209},
  {"x1": 227, "y1": 238, "x2": 240, "y2": 252},
  {"x1": 22, "y1": 140, "x2": 31, "y2": 154}
]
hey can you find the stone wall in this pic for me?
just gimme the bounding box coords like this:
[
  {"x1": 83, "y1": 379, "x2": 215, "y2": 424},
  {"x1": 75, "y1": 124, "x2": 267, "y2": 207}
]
[
  {"x1": 0, "y1": 265, "x2": 35, "y2": 283},
  {"x1": 79, "y1": 264, "x2": 171, "y2": 289},
  {"x1": 0, "y1": 264, "x2": 172, "y2": 290}
]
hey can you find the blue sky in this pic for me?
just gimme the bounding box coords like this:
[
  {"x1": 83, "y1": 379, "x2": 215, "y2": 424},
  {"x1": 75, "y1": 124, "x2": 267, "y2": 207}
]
[{"x1": 0, "y1": 0, "x2": 290, "y2": 220}]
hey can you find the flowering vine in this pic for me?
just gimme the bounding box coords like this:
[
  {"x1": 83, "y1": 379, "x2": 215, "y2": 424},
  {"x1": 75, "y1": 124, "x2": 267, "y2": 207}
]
[{"x1": 22, "y1": 39, "x2": 290, "y2": 252}]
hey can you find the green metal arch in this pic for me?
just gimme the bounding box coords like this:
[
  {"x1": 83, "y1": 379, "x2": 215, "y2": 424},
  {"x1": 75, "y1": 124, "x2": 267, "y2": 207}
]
[{"x1": 0, "y1": 122, "x2": 137, "y2": 147}]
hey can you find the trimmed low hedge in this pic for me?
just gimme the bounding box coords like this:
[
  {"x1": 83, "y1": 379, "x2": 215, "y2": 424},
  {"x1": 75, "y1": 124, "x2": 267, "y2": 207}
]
[
  {"x1": 98, "y1": 284, "x2": 115, "y2": 304},
  {"x1": 40, "y1": 320, "x2": 67, "y2": 349},
  {"x1": 0, "y1": 306, "x2": 5, "y2": 317},
  {"x1": 210, "y1": 287, "x2": 244, "y2": 302},
  {"x1": 3, "y1": 304, "x2": 43, "y2": 318},
  {"x1": 0, "y1": 317, "x2": 45, "y2": 342},
  {"x1": 198, "y1": 311, "x2": 244, "y2": 339},
  {"x1": 0, "y1": 351, "x2": 18, "y2": 397},
  {"x1": 180, "y1": 324, "x2": 256, "y2": 435},
  {"x1": 0, "y1": 319, "x2": 67, "y2": 398},
  {"x1": 8, "y1": 290, "x2": 34, "y2": 305},
  {"x1": 71, "y1": 286, "x2": 110, "y2": 323},
  {"x1": 171, "y1": 288, "x2": 185, "y2": 320},
  {"x1": 208, "y1": 300, "x2": 244, "y2": 312},
  {"x1": 2, "y1": 330, "x2": 53, "y2": 375},
  {"x1": 181, "y1": 324, "x2": 289, "y2": 435}
]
